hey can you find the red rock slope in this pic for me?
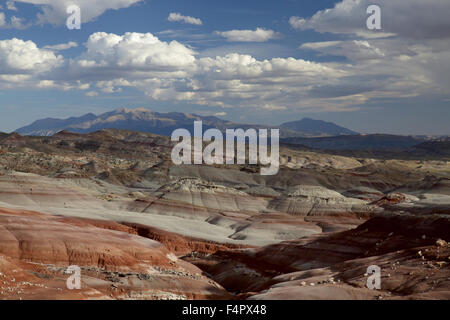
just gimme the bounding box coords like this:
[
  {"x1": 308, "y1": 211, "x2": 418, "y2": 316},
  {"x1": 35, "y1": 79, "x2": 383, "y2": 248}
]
[{"x1": 0, "y1": 208, "x2": 229, "y2": 300}]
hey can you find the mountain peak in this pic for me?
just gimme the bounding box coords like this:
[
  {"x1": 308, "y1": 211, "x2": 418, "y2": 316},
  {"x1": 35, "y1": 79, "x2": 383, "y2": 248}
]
[
  {"x1": 113, "y1": 107, "x2": 154, "y2": 116},
  {"x1": 115, "y1": 107, "x2": 132, "y2": 113},
  {"x1": 134, "y1": 107, "x2": 150, "y2": 112}
]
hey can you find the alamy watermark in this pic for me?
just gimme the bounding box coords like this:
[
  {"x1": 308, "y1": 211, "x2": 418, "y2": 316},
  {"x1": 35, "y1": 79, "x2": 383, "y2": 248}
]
[
  {"x1": 367, "y1": 5, "x2": 382, "y2": 30},
  {"x1": 170, "y1": 121, "x2": 280, "y2": 176},
  {"x1": 366, "y1": 265, "x2": 381, "y2": 290},
  {"x1": 66, "y1": 265, "x2": 81, "y2": 290},
  {"x1": 66, "y1": 5, "x2": 81, "y2": 30}
]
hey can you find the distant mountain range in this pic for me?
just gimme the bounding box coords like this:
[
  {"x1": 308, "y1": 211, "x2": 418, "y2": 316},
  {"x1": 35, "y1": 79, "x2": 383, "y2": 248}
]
[
  {"x1": 6, "y1": 108, "x2": 450, "y2": 155},
  {"x1": 281, "y1": 118, "x2": 358, "y2": 136},
  {"x1": 14, "y1": 107, "x2": 359, "y2": 138}
]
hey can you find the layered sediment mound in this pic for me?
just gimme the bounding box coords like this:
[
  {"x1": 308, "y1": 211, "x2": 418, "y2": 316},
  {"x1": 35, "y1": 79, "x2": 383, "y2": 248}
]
[
  {"x1": 186, "y1": 215, "x2": 450, "y2": 300},
  {"x1": 0, "y1": 208, "x2": 229, "y2": 300},
  {"x1": 268, "y1": 185, "x2": 371, "y2": 217}
]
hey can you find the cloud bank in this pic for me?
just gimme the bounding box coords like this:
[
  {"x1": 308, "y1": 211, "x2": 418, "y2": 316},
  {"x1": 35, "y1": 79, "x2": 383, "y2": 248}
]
[{"x1": 1, "y1": 0, "x2": 449, "y2": 114}]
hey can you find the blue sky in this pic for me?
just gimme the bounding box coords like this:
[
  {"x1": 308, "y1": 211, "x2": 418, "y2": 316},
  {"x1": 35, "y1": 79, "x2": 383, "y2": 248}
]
[{"x1": 0, "y1": 0, "x2": 449, "y2": 135}]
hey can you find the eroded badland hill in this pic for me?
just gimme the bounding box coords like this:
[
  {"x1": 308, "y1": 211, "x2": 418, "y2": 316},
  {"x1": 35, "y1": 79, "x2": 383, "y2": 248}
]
[{"x1": 0, "y1": 130, "x2": 448, "y2": 300}]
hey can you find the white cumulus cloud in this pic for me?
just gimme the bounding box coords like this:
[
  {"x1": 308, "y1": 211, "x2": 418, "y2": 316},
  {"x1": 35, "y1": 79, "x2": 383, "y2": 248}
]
[
  {"x1": 216, "y1": 28, "x2": 282, "y2": 42},
  {"x1": 0, "y1": 38, "x2": 63, "y2": 73},
  {"x1": 168, "y1": 12, "x2": 202, "y2": 25},
  {"x1": 85, "y1": 91, "x2": 98, "y2": 97},
  {"x1": 74, "y1": 32, "x2": 196, "y2": 70},
  {"x1": 43, "y1": 41, "x2": 78, "y2": 51}
]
